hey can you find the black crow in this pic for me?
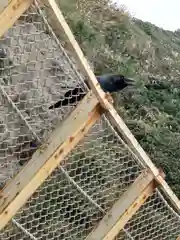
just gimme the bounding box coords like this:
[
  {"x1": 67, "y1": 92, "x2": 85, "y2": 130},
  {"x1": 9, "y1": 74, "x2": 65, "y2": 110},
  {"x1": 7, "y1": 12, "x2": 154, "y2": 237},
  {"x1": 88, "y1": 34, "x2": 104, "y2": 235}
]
[{"x1": 49, "y1": 74, "x2": 134, "y2": 109}]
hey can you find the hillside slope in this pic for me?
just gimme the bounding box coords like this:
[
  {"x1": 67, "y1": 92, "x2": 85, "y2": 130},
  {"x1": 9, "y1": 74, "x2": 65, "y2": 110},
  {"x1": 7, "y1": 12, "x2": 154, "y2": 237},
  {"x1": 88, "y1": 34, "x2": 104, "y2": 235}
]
[{"x1": 58, "y1": 0, "x2": 180, "y2": 197}]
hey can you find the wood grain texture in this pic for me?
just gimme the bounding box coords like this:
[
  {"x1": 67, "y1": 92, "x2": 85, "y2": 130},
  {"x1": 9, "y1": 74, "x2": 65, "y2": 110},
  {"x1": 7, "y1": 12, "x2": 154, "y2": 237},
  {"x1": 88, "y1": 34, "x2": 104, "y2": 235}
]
[
  {"x1": 0, "y1": 91, "x2": 101, "y2": 229},
  {"x1": 86, "y1": 170, "x2": 155, "y2": 240}
]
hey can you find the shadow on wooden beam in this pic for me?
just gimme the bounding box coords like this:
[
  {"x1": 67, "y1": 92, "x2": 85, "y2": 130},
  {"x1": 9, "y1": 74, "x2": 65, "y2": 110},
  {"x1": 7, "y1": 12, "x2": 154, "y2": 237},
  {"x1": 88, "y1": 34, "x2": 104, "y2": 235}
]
[
  {"x1": 0, "y1": 91, "x2": 102, "y2": 230},
  {"x1": 86, "y1": 169, "x2": 155, "y2": 240}
]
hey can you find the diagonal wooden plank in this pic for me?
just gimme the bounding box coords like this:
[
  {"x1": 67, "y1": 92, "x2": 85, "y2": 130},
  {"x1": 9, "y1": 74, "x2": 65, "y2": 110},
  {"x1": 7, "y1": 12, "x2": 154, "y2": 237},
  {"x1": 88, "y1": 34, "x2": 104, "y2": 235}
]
[
  {"x1": 0, "y1": 91, "x2": 102, "y2": 230},
  {"x1": 86, "y1": 169, "x2": 155, "y2": 240},
  {"x1": 44, "y1": 0, "x2": 180, "y2": 212},
  {"x1": 0, "y1": 0, "x2": 33, "y2": 38}
]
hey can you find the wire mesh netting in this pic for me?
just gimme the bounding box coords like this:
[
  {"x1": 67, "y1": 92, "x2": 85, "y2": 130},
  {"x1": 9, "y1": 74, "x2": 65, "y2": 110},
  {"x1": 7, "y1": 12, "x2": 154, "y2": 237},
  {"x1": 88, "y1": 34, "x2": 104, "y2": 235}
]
[
  {"x1": 0, "y1": 1, "x2": 180, "y2": 240},
  {"x1": 0, "y1": 2, "x2": 87, "y2": 186},
  {"x1": 116, "y1": 190, "x2": 180, "y2": 240},
  {"x1": 0, "y1": 114, "x2": 144, "y2": 239}
]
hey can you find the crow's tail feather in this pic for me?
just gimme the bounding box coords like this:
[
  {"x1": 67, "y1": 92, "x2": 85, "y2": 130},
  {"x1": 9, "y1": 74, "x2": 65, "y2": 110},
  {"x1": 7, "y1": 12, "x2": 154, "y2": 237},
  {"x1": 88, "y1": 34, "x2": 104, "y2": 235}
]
[
  {"x1": 49, "y1": 98, "x2": 69, "y2": 109},
  {"x1": 49, "y1": 92, "x2": 86, "y2": 109}
]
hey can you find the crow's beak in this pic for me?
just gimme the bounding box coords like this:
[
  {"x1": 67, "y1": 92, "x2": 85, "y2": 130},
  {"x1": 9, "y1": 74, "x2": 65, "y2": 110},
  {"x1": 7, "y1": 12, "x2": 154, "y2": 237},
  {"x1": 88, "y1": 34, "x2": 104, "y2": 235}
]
[{"x1": 125, "y1": 78, "x2": 135, "y2": 86}]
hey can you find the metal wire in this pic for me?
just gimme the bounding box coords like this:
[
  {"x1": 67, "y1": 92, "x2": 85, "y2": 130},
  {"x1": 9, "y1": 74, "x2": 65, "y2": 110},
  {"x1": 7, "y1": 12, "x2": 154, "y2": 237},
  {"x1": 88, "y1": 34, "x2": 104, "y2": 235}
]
[
  {"x1": 12, "y1": 219, "x2": 37, "y2": 240},
  {"x1": 0, "y1": 3, "x2": 87, "y2": 185},
  {"x1": 0, "y1": 2, "x2": 179, "y2": 240},
  {"x1": 118, "y1": 189, "x2": 180, "y2": 240}
]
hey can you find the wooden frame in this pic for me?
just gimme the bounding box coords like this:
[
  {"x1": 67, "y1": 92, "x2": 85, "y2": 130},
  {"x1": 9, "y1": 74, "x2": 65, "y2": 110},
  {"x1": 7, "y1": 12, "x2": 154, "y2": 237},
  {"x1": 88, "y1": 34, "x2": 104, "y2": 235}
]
[
  {"x1": 0, "y1": 0, "x2": 179, "y2": 234},
  {"x1": 0, "y1": 91, "x2": 102, "y2": 229},
  {"x1": 45, "y1": 0, "x2": 180, "y2": 212},
  {"x1": 0, "y1": 0, "x2": 33, "y2": 38},
  {"x1": 86, "y1": 170, "x2": 155, "y2": 240}
]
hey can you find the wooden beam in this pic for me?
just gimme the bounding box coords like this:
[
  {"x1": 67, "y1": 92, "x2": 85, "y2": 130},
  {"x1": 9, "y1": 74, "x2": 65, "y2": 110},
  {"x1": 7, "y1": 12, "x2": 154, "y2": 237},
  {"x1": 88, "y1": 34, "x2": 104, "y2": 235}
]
[
  {"x1": 86, "y1": 170, "x2": 155, "y2": 240},
  {"x1": 106, "y1": 113, "x2": 180, "y2": 212},
  {"x1": 176, "y1": 236, "x2": 180, "y2": 240},
  {"x1": 45, "y1": 0, "x2": 180, "y2": 213},
  {"x1": 0, "y1": 91, "x2": 102, "y2": 230},
  {"x1": 0, "y1": 0, "x2": 32, "y2": 38},
  {"x1": 43, "y1": 0, "x2": 110, "y2": 110}
]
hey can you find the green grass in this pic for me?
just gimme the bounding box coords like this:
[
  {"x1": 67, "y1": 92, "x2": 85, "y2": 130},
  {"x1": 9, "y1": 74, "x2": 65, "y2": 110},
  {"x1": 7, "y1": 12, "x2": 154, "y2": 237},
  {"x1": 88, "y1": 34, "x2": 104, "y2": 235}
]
[{"x1": 58, "y1": 0, "x2": 180, "y2": 198}]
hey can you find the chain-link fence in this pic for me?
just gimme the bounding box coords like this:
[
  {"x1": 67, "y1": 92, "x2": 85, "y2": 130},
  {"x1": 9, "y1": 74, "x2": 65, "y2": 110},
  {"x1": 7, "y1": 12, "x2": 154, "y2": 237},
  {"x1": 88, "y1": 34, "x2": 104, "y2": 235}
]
[
  {"x1": 0, "y1": 1, "x2": 180, "y2": 239},
  {"x1": 116, "y1": 190, "x2": 180, "y2": 240},
  {"x1": 0, "y1": 3, "x2": 87, "y2": 187}
]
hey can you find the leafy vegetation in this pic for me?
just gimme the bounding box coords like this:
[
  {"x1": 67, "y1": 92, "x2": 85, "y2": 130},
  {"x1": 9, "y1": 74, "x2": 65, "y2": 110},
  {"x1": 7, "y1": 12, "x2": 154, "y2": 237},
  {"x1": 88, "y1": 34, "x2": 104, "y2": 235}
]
[{"x1": 58, "y1": 0, "x2": 180, "y2": 197}]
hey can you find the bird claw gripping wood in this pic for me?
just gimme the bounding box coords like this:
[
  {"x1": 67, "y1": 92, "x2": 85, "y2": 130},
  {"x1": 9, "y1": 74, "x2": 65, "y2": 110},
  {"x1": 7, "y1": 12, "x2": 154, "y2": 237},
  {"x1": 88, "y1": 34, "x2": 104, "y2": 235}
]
[
  {"x1": 38, "y1": 142, "x2": 49, "y2": 154},
  {"x1": 158, "y1": 167, "x2": 166, "y2": 179},
  {"x1": 105, "y1": 92, "x2": 114, "y2": 104}
]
